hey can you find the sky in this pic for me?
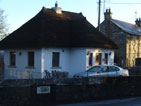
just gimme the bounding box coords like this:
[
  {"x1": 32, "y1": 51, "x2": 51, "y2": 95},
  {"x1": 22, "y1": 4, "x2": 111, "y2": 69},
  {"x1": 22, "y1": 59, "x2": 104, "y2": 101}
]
[{"x1": 0, "y1": 0, "x2": 141, "y2": 33}]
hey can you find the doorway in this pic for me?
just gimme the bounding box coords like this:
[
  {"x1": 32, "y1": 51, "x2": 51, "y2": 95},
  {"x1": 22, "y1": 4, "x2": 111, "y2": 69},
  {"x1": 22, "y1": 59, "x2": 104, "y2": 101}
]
[{"x1": 95, "y1": 53, "x2": 102, "y2": 65}]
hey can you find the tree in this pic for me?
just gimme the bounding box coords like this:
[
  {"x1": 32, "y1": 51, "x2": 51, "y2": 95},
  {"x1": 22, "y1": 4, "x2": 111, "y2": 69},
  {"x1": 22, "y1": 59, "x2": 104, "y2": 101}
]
[{"x1": 0, "y1": 9, "x2": 8, "y2": 40}]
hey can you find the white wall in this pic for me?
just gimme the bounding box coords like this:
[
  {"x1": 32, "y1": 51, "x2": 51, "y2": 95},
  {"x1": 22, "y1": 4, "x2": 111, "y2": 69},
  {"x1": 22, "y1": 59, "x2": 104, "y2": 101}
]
[
  {"x1": 4, "y1": 48, "x2": 114, "y2": 79},
  {"x1": 4, "y1": 48, "x2": 87, "y2": 79},
  {"x1": 41, "y1": 48, "x2": 87, "y2": 77},
  {"x1": 41, "y1": 48, "x2": 70, "y2": 77},
  {"x1": 4, "y1": 49, "x2": 42, "y2": 79},
  {"x1": 70, "y1": 48, "x2": 87, "y2": 75}
]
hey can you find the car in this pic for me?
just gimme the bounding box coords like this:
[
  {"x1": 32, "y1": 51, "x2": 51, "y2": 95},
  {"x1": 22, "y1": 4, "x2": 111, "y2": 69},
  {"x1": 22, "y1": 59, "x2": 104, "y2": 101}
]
[{"x1": 73, "y1": 65, "x2": 129, "y2": 78}]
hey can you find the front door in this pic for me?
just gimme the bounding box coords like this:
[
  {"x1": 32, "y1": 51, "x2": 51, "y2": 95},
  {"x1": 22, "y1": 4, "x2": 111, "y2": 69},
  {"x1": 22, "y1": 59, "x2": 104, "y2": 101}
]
[{"x1": 95, "y1": 53, "x2": 102, "y2": 65}]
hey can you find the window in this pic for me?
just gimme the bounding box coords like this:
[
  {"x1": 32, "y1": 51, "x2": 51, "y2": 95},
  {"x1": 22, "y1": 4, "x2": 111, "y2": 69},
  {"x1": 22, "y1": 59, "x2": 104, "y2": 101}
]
[
  {"x1": 105, "y1": 53, "x2": 108, "y2": 65},
  {"x1": 88, "y1": 53, "x2": 93, "y2": 67},
  {"x1": 100, "y1": 66, "x2": 109, "y2": 72},
  {"x1": 109, "y1": 66, "x2": 120, "y2": 72},
  {"x1": 10, "y1": 52, "x2": 16, "y2": 66},
  {"x1": 52, "y1": 52, "x2": 60, "y2": 67},
  {"x1": 28, "y1": 52, "x2": 34, "y2": 67},
  {"x1": 88, "y1": 66, "x2": 101, "y2": 72}
]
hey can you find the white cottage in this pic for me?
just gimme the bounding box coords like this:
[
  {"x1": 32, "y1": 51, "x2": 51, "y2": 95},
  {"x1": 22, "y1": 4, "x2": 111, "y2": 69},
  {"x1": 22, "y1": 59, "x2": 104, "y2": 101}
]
[{"x1": 0, "y1": 4, "x2": 118, "y2": 79}]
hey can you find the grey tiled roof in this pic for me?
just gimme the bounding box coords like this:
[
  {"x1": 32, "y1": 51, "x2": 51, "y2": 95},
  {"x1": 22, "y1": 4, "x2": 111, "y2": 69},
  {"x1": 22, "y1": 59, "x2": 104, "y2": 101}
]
[{"x1": 111, "y1": 19, "x2": 141, "y2": 35}]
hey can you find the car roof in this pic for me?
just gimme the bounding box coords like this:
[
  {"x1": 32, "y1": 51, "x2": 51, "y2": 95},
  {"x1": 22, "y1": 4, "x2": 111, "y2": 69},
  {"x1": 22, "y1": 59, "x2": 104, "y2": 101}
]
[{"x1": 95, "y1": 65, "x2": 120, "y2": 67}]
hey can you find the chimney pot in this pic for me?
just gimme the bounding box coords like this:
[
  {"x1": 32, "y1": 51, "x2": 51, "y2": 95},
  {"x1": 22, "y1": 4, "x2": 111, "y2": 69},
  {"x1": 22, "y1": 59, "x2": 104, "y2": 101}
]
[
  {"x1": 52, "y1": 1, "x2": 62, "y2": 14},
  {"x1": 55, "y1": 1, "x2": 58, "y2": 7},
  {"x1": 104, "y1": 9, "x2": 112, "y2": 20},
  {"x1": 135, "y1": 18, "x2": 141, "y2": 27}
]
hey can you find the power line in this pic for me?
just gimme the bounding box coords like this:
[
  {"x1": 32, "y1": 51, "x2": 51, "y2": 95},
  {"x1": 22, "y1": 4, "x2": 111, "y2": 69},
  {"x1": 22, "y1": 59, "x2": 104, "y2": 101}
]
[{"x1": 105, "y1": 1, "x2": 141, "y2": 5}]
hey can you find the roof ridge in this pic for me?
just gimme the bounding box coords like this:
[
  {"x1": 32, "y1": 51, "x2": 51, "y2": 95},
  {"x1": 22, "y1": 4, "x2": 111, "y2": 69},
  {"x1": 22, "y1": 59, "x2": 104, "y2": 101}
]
[
  {"x1": 112, "y1": 19, "x2": 136, "y2": 26},
  {"x1": 42, "y1": 7, "x2": 84, "y2": 16}
]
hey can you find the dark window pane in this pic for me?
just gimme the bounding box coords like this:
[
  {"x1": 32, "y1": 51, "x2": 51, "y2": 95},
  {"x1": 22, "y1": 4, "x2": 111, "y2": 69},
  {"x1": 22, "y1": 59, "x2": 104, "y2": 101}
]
[
  {"x1": 88, "y1": 66, "x2": 101, "y2": 72},
  {"x1": 10, "y1": 52, "x2": 16, "y2": 66},
  {"x1": 109, "y1": 66, "x2": 120, "y2": 72},
  {"x1": 89, "y1": 53, "x2": 93, "y2": 66},
  {"x1": 101, "y1": 66, "x2": 109, "y2": 72},
  {"x1": 52, "y1": 52, "x2": 60, "y2": 67},
  {"x1": 28, "y1": 52, "x2": 34, "y2": 67},
  {"x1": 105, "y1": 53, "x2": 108, "y2": 65}
]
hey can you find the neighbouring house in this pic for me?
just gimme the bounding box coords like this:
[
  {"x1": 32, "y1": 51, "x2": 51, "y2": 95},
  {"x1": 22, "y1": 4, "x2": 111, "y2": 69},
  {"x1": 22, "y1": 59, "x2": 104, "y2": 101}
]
[
  {"x1": 0, "y1": 4, "x2": 118, "y2": 79},
  {"x1": 99, "y1": 9, "x2": 141, "y2": 68}
]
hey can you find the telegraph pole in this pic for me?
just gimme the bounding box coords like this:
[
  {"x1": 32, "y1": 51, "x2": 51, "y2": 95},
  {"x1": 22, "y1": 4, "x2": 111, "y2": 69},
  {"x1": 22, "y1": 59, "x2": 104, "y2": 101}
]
[
  {"x1": 98, "y1": 0, "x2": 101, "y2": 31},
  {"x1": 135, "y1": 10, "x2": 137, "y2": 20}
]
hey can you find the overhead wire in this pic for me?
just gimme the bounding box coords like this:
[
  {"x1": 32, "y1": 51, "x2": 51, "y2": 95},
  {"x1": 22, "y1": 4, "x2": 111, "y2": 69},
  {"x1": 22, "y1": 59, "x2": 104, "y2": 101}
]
[{"x1": 105, "y1": 1, "x2": 141, "y2": 5}]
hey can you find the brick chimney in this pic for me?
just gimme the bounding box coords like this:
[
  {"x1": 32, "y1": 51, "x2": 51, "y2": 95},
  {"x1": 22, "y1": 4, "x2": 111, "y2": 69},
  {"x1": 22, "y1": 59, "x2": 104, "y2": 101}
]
[
  {"x1": 104, "y1": 9, "x2": 112, "y2": 20},
  {"x1": 135, "y1": 18, "x2": 141, "y2": 27},
  {"x1": 52, "y1": 1, "x2": 62, "y2": 14}
]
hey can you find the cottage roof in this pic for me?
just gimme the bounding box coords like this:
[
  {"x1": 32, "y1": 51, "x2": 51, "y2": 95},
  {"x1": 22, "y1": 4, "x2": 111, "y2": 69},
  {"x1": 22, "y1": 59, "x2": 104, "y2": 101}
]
[
  {"x1": 111, "y1": 19, "x2": 141, "y2": 35},
  {"x1": 0, "y1": 7, "x2": 118, "y2": 49}
]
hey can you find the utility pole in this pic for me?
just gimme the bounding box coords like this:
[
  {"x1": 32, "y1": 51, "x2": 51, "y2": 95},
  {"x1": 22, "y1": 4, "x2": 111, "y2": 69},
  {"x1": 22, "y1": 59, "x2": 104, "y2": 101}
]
[
  {"x1": 135, "y1": 10, "x2": 137, "y2": 20},
  {"x1": 98, "y1": 0, "x2": 101, "y2": 31},
  {"x1": 103, "y1": 0, "x2": 105, "y2": 14}
]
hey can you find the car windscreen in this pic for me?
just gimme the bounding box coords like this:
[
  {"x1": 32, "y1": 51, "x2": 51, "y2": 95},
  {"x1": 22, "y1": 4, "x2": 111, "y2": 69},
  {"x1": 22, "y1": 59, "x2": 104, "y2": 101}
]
[{"x1": 87, "y1": 66, "x2": 102, "y2": 72}]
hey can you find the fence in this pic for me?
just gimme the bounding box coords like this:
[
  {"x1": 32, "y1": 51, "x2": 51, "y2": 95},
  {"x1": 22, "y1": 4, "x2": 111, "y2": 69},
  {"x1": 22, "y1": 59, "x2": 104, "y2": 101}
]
[
  {"x1": 4, "y1": 69, "x2": 69, "y2": 80},
  {"x1": 4, "y1": 70, "x2": 42, "y2": 79}
]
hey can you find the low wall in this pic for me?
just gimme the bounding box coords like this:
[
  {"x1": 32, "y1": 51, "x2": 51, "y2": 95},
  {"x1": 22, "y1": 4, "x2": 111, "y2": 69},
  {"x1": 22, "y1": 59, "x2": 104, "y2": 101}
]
[
  {"x1": 129, "y1": 66, "x2": 141, "y2": 76},
  {"x1": 56, "y1": 76, "x2": 141, "y2": 103},
  {"x1": 0, "y1": 76, "x2": 141, "y2": 105}
]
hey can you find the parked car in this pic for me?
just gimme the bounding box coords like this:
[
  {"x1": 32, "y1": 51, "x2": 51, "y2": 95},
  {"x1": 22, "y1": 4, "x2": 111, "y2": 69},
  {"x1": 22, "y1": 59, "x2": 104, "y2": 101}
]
[{"x1": 73, "y1": 65, "x2": 129, "y2": 78}]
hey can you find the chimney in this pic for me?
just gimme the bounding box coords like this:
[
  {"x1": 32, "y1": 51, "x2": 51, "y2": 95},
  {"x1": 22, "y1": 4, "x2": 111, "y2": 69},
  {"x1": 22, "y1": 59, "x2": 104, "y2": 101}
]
[
  {"x1": 55, "y1": 2, "x2": 58, "y2": 7},
  {"x1": 135, "y1": 18, "x2": 141, "y2": 27},
  {"x1": 52, "y1": 1, "x2": 62, "y2": 14},
  {"x1": 104, "y1": 9, "x2": 112, "y2": 20}
]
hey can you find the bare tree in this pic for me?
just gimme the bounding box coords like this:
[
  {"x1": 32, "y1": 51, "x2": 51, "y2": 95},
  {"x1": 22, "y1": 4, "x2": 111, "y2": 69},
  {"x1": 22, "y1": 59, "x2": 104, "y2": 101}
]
[{"x1": 0, "y1": 9, "x2": 8, "y2": 40}]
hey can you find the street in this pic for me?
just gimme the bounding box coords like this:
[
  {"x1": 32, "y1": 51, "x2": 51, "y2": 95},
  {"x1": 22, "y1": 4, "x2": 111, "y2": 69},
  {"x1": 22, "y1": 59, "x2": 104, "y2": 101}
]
[{"x1": 57, "y1": 97, "x2": 141, "y2": 106}]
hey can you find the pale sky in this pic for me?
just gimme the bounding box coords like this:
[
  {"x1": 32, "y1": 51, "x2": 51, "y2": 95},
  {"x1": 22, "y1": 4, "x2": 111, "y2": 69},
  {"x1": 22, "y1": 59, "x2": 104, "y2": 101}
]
[{"x1": 0, "y1": 0, "x2": 141, "y2": 33}]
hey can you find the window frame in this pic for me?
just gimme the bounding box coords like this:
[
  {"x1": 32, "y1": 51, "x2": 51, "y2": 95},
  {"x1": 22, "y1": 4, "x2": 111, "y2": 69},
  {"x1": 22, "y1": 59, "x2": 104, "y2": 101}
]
[
  {"x1": 105, "y1": 53, "x2": 108, "y2": 65},
  {"x1": 10, "y1": 51, "x2": 16, "y2": 66},
  {"x1": 28, "y1": 51, "x2": 34, "y2": 67},
  {"x1": 52, "y1": 52, "x2": 60, "y2": 67},
  {"x1": 88, "y1": 53, "x2": 93, "y2": 67}
]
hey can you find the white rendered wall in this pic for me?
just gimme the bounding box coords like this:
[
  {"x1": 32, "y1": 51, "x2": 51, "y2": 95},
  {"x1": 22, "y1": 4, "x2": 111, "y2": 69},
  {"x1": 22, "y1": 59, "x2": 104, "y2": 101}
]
[
  {"x1": 41, "y1": 48, "x2": 70, "y2": 77},
  {"x1": 4, "y1": 48, "x2": 114, "y2": 79},
  {"x1": 70, "y1": 48, "x2": 87, "y2": 75},
  {"x1": 41, "y1": 48, "x2": 87, "y2": 77},
  {"x1": 4, "y1": 49, "x2": 42, "y2": 79},
  {"x1": 4, "y1": 48, "x2": 87, "y2": 79}
]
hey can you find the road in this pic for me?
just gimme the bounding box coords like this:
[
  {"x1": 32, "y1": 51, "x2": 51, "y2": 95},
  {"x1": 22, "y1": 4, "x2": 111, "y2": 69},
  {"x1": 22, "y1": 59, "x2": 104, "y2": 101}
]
[{"x1": 57, "y1": 97, "x2": 141, "y2": 106}]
